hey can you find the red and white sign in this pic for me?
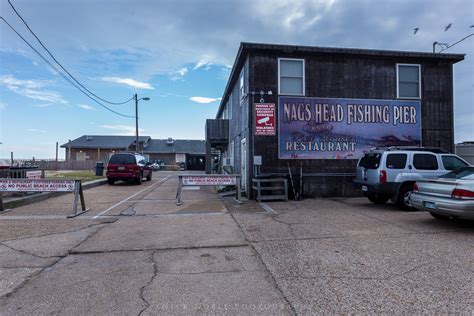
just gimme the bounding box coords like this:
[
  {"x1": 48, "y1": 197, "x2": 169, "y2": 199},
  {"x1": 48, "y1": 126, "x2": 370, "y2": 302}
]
[
  {"x1": 26, "y1": 170, "x2": 42, "y2": 179},
  {"x1": 182, "y1": 176, "x2": 237, "y2": 186},
  {"x1": 255, "y1": 103, "x2": 276, "y2": 136},
  {"x1": 0, "y1": 179, "x2": 76, "y2": 192}
]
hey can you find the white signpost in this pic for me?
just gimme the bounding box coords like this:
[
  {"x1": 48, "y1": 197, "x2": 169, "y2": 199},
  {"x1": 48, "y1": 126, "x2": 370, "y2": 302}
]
[
  {"x1": 176, "y1": 174, "x2": 241, "y2": 205},
  {"x1": 0, "y1": 179, "x2": 89, "y2": 217},
  {"x1": 26, "y1": 170, "x2": 43, "y2": 179}
]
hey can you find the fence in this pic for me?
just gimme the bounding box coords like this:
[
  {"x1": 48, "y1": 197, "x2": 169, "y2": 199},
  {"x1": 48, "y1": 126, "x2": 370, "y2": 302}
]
[{"x1": 13, "y1": 160, "x2": 97, "y2": 171}]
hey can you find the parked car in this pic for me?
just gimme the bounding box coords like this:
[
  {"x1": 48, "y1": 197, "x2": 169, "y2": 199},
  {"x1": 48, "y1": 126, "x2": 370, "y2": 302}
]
[
  {"x1": 106, "y1": 153, "x2": 152, "y2": 185},
  {"x1": 150, "y1": 160, "x2": 161, "y2": 171},
  {"x1": 410, "y1": 166, "x2": 474, "y2": 220},
  {"x1": 353, "y1": 147, "x2": 470, "y2": 210}
]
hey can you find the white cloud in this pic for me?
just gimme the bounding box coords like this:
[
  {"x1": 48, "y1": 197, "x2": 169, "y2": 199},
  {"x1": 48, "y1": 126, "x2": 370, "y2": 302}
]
[
  {"x1": 189, "y1": 96, "x2": 219, "y2": 104},
  {"x1": 0, "y1": 75, "x2": 67, "y2": 104},
  {"x1": 77, "y1": 104, "x2": 95, "y2": 110},
  {"x1": 27, "y1": 128, "x2": 46, "y2": 134},
  {"x1": 193, "y1": 59, "x2": 213, "y2": 70},
  {"x1": 101, "y1": 124, "x2": 144, "y2": 136},
  {"x1": 34, "y1": 103, "x2": 54, "y2": 108},
  {"x1": 178, "y1": 67, "x2": 188, "y2": 76},
  {"x1": 170, "y1": 67, "x2": 188, "y2": 81},
  {"x1": 101, "y1": 76, "x2": 154, "y2": 89}
]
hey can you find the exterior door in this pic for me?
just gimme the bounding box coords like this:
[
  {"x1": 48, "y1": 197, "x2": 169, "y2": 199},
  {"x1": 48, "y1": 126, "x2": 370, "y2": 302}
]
[
  {"x1": 76, "y1": 152, "x2": 86, "y2": 161},
  {"x1": 241, "y1": 138, "x2": 247, "y2": 192}
]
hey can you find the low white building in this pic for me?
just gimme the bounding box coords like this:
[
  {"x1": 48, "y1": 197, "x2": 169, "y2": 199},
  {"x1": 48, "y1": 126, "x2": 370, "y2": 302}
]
[{"x1": 456, "y1": 142, "x2": 474, "y2": 164}]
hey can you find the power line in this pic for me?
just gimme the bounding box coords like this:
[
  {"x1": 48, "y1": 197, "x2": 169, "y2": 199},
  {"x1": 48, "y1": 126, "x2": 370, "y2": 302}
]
[
  {"x1": 438, "y1": 33, "x2": 474, "y2": 53},
  {"x1": 7, "y1": 0, "x2": 134, "y2": 106},
  {"x1": 0, "y1": 17, "x2": 135, "y2": 118}
]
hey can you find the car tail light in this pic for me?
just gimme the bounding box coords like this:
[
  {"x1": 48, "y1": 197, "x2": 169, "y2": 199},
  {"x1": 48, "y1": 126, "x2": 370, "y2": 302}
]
[
  {"x1": 413, "y1": 183, "x2": 419, "y2": 193},
  {"x1": 379, "y1": 170, "x2": 387, "y2": 184},
  {"x1": 451, "y1": 188, "x2": 474, "y2": 199}
]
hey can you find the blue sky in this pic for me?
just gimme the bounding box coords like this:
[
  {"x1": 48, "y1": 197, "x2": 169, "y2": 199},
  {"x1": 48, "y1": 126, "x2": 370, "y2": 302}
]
[{"x1": 0, "y1": 0, "x2": 473, "y2": 159}]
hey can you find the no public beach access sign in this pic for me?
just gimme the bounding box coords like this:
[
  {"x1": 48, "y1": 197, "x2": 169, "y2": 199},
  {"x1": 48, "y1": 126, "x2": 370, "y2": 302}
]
[{"x1": 0, "y1": 179, "x2": 75, "y2": 192}]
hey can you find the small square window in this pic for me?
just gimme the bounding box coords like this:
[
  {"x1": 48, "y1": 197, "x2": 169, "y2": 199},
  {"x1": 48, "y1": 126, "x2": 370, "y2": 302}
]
[{"x1": 397, "y1": 64, "x2": 421, "y2": 99}]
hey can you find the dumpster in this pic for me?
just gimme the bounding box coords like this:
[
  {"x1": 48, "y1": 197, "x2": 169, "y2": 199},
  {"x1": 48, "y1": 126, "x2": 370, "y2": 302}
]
[{"x1": 95, "y1": 162, "x2": 104, "y2": 176}]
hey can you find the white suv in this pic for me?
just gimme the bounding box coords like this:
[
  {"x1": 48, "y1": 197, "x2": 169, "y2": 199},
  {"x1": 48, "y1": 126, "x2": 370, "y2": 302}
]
[{"x1": 353, "y1": 147, "x2": 470, "y2": 210}]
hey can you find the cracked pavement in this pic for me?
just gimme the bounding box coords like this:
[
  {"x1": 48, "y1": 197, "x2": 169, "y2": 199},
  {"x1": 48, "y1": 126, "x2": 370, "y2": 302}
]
[{"x1": 0, "y1": 171, "x2": 473, "y2": 314}]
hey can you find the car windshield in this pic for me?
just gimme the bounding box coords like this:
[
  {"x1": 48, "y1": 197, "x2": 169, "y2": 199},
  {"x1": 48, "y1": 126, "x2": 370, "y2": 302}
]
[
  {"x1": 358, "y1": 153, "x2": 381, "y2": 169},
  {"x1": 439, "y1": 166, "x2": 474, "y2": 180},
  {"x1": 109, "y1": 154, "x2": 136, "y2": 164}
]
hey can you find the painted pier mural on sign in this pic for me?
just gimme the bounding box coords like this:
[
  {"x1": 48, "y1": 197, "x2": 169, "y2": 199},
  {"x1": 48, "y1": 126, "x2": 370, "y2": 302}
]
[{"x1": 278, "y1": 97, "x2": 421, "y2": 159}]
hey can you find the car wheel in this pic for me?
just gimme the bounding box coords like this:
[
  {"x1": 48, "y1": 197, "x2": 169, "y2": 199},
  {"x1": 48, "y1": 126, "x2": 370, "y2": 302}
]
[
  {"x1": 367, "y1": 193, "x2": 390, "y2": 204},
  {"x1": 146, "y1": 171, "x2": 152, "y2": 181},
  {"x1": 397, "y1": 185, "x2": 416, "y2": 211},
  {"x1": 429, "y1": 212, "x2": 450, "y2": 220},
  {"x1": 136, "y1": 173, "x2": 143, "y2": 185},
  {"x1": 107, "y1": 178, "x2": 115, "y2": 185}
]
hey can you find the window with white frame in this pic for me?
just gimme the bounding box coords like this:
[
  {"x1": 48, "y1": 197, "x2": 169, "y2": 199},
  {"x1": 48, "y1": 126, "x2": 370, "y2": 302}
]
[
  {"x1": 229, "y1": 140, "x2": 234, "y2": 166},
  {"x1": 279, "y1": 58, "x2": 305, "y2": 95},
  {"x1": 397, "y1": 64, "x2": 421, "y2": 99},
  {"x1": 228, "y1": 93, "x2": 232, "y2": 119},
  {"x1": 239, "y1": 72, "x2": 245, "y2": 102},
  {"x1": 222, "y1": 105, "x2": 227, "y2": 119}
]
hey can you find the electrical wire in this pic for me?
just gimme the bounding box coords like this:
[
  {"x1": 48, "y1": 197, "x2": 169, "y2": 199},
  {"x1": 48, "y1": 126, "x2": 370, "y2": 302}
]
[
  {"x1": 438, "y1": 33, "x2": 474, "y2": 53},
  {"x1": 0, "y1": 17, "x2": 135, "y2": 118},
  {"x1": 8, "y1": 0, "x2": 134, "y2": 106}
]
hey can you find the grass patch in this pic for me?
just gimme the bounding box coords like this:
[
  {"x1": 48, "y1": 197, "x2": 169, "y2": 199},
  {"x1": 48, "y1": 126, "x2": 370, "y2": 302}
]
[{"x1": 45, "y1": 170, "x2": 105, "y2": 182}]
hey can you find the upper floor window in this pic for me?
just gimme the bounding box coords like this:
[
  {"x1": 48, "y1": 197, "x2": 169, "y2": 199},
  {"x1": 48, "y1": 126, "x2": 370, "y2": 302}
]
[
  {"x1": 279, "y1": 58, "x2": 305, "y2": 95},
  {"x1": 397, "y1": 64, "x2": 421, "y2": 99},
  {"x1": 222, "y1": 105, "x2": 227, "y2": 119},
  {"x1": 228, "y1": 93, "x2": 233, "y2": 119},
  {"x1": 239, "y1": 72, "x2": 245, "y2": 102}
]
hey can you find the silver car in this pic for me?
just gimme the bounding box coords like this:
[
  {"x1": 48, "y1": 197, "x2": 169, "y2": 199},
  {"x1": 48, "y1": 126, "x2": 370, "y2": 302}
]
[{"x1": 410, "y1": 167, "x2": 474, "y2": 219}]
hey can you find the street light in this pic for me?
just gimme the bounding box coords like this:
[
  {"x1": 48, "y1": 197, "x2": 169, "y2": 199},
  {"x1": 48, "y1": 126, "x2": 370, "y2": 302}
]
[{"x1": 134, "y1": 94, "x2": 150, "y2": 153}]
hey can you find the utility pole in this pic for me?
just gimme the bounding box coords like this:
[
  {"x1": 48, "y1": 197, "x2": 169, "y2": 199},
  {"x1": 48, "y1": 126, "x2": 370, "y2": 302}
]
[
  {"x1": 134, "y1": 94, "x2": 150, "y2": 154},
  {"x1": 135, "y1": 93, "x2": 139, "y2": 153}
]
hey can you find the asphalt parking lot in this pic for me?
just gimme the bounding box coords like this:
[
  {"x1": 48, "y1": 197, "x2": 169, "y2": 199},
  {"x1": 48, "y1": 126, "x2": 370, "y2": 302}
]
[{"x1": 0, "y1": 171, "x2": 473, "y2": 314}]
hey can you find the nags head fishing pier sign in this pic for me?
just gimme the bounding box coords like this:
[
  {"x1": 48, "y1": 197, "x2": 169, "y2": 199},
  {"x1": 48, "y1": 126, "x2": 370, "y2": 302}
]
[{"x1": 278, "y1": 97, "x2": 421, "y2": 159}]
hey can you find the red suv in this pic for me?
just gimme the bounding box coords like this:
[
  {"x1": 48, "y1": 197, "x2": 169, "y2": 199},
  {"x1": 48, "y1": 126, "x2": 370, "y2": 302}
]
[{"x1": 106, "y1": 153, "x2": 152, "y2": 185}]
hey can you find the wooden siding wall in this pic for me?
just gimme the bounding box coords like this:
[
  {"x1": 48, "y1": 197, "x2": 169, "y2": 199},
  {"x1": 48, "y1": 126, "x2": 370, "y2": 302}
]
[
  {"x1": 218, "y1": 57, "x2": 251, "y2": 184},
  {"x1": 247, "y1": 51, "x2": 456, "y2": 198}
]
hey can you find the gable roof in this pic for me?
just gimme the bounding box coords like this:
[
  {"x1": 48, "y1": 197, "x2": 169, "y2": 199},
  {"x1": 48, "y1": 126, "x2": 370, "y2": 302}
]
[
  {"x1": 144, "y1": 139, "x2": 206, "y2": 154},
  {"x1": 60, "y1": 135, "x2": 151, "y2": 149}
]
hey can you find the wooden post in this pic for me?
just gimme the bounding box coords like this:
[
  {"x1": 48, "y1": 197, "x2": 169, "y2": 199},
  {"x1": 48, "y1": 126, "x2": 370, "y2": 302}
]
[
  {"x1": 67, "y1": 180, "x2": 90, "y2": 218},
  {"x1": 175, "y1": 176, "x2": 183, "y2": 206}
]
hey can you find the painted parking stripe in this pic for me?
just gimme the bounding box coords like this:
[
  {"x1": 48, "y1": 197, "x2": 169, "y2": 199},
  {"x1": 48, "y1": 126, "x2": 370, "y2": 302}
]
[
  {"x1": 259, "y1": 202, "x2": 278, "y2": 214},
  {"x1": 92, "y1": 175, "x2": 171, "y2": 219}
]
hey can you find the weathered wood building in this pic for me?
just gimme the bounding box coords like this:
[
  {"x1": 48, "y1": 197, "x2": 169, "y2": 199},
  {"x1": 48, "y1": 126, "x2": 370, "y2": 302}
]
[{"x1": 206, "y1": 42, "x2": 464, "y2": 198}]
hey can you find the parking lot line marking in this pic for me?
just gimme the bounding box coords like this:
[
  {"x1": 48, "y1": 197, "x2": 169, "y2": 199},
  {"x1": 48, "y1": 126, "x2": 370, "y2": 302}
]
[
  {"x1": 92, "y1": 175, "x2": 171, "y2": 219},
  {"x1": 259, "y1": 203, "x2": 278, "y2": 214},
  {"x1": 0, "y1": 215, "x2": 69, "y2": 220}
]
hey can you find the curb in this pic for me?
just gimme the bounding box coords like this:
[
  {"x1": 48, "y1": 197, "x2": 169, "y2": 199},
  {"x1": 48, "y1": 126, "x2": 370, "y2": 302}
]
[{"x1": 1, "y1": 178, "x2": 108, "y2": 210}]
